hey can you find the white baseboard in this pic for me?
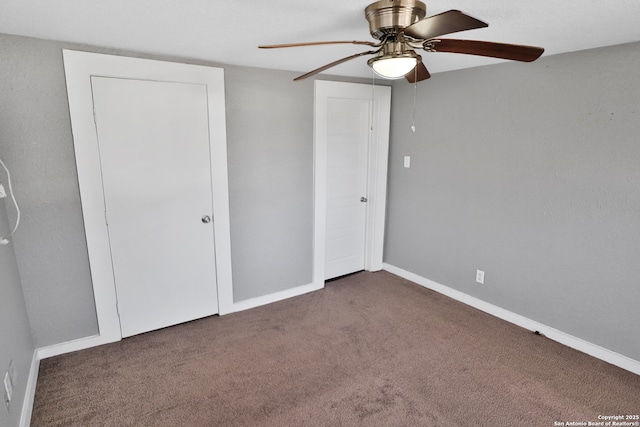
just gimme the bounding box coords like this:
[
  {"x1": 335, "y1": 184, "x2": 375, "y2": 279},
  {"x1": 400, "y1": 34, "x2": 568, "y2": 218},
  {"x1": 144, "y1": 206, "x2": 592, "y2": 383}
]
[
  {"x1": 36, "y1": 334, "x2": 112, "y2": 360},
  {"x1": 383, "y1": 263, "x2": 640, "y2": 376},
  {"x1": 19, "y1": 351, "x2": 39, "y2": 427},
  {"x1": 233, "y1": 281, "x2": 324, "y2": 313}
]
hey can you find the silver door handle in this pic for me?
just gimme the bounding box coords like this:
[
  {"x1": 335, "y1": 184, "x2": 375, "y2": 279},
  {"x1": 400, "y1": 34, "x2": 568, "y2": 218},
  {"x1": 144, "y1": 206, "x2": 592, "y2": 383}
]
[
  {"x1": 360, "y1": 197, "x2": 368, "y2": 203},
  {"x1": 201, "y1": 215, "x2": 211, "y2": 223}
]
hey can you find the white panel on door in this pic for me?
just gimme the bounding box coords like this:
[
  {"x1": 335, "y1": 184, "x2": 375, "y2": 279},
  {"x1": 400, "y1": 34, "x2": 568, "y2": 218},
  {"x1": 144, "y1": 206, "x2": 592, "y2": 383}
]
[
  {"x1": 91, "y1": 77, "x2": 218, "y2": 337},
  {"x1": 325, "y1": 97, "x2": 371, "y2": 280}
]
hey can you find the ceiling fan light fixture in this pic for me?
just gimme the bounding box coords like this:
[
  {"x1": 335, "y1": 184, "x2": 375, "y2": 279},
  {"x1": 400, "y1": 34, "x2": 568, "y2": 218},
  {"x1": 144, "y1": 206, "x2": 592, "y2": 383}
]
[{"x1": 368, "y1": 52, "x2": 420, "y2": 79}]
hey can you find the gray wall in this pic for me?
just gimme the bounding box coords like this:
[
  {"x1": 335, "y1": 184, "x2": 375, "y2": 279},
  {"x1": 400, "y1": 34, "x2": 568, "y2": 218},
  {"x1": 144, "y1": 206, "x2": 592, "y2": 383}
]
[
  {"x1": 0, "y1": 32, "x2": 374, "y2": 348},
  {"x1": 0, "y1": 34, "x2": 99, "y2": 348},
  {"x1": 0, "y1": 198, "x2": 34, "y2": 427},
  {"x1": 385, "y1": 42, "x2": 640, "y2": 361},
  {"x1": 225, "y1": 67, "x2": 314, "y2": 302}
]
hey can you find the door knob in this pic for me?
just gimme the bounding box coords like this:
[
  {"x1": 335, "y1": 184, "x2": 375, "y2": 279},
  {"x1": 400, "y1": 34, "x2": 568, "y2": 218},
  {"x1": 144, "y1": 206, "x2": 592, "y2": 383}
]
[
  {"x1": 201, "y1": 215, "x2": 211, "y2": 223},
  {"x1": 360, "y1": 197, "x2": 368, "y2": 203}
]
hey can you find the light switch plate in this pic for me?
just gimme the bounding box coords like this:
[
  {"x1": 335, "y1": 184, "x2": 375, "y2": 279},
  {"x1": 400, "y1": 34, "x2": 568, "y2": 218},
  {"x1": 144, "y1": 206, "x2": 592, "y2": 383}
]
[{"x1": 403, "y1": 156, "x2": 411, "y2": 168}]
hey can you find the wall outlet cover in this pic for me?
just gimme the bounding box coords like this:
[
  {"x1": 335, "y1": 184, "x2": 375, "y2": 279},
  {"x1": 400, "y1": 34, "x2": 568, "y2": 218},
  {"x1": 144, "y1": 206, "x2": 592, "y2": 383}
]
[
  {"x1": 0, "y1": 184, "x2": 6, "y2": 198},
  {"x1": 476, "y1": 269, "x2": 485, "y2": 284}
]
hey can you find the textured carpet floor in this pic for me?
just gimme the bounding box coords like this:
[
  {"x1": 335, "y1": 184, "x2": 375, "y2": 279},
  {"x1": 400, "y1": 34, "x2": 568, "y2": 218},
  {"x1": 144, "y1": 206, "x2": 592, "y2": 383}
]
[{"x1": 32, "y1": 271, "x2": 640, "y2": 426}]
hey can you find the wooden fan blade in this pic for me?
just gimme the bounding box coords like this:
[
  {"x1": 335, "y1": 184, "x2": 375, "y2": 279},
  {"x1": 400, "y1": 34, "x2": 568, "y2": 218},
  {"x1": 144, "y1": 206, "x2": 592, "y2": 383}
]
[
  {"x1": 405, "y1": 62, "x2": 431, "y2": 83},
  {"x1": 430, "y1": 39, "x2": 544, "y2": 62},
  {"x1": 259, "y1": 40, "x2": 378, "y2": 49},
  {"x1": 404, "y1": 10, "x2": 488, "y2": 41},
  {"x1": 293, "y1": 50, "x2": 378, "y2": 81}
]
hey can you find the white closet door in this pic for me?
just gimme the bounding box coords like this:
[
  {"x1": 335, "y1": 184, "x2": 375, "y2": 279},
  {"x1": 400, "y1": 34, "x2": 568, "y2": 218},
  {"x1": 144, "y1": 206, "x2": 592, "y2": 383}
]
[
  {"x1": 91, "y1": 76, "x2": 218, "y2": 337},
  {"x1": 325, "y1": 98, "x2": 371, "y2": 280}
]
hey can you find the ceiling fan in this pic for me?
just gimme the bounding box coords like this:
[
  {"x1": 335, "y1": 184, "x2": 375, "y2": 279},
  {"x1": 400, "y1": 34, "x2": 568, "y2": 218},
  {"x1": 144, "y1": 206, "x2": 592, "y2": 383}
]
[{"x1": 259, "y1": 0, "x2": 544, "y2": 83}]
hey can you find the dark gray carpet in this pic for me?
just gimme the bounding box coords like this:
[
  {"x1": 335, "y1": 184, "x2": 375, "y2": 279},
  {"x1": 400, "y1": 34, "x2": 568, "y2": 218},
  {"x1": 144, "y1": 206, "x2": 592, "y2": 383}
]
[{"x1": 32, "y1": 271, "x2": 640, "y2": 426}]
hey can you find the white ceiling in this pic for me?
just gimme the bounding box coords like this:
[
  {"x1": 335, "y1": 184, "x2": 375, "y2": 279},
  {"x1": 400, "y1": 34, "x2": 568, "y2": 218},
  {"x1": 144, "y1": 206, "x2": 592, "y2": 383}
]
[{"x1": 1, "y1": 0, "x2": 640, "y2": 79}]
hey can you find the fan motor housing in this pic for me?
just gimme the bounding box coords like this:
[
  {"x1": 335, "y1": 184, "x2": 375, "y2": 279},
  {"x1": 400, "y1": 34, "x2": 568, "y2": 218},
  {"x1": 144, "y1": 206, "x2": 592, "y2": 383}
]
[{"x1": 365, "y1": 0, "x2": 427, "y2": 39}]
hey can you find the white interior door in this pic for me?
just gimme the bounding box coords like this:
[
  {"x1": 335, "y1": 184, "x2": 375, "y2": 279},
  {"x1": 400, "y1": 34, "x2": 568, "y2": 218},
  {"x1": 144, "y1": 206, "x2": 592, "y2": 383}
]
[
  {"x1": 91, "y1": 76, "x2": 219, "y2": 338},
  {"x1": 314, "y1": 81, "x2": 391, "y2": 285},
  {"x1": 325, "y1": 98, "x2": 371, "y2": 280}
]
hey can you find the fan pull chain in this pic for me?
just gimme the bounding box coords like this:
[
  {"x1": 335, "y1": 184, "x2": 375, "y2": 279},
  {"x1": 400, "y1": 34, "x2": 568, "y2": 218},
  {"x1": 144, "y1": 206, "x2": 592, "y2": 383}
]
[
  {"x1": 370, "y1": 70, "x2": 375, "y2": 131},
  {"x1": 411, "y1": 68, "x2": 417, "y2": 133}
]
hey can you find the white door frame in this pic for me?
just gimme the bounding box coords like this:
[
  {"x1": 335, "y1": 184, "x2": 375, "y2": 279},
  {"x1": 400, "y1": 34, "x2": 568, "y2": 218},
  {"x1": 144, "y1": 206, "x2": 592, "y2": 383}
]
[
  {"x1": 313, "y1": 80, "x2": 391, "y2": 285},
  {"x1": 63, "y1": 50, "x2": 234, "y2": 348}
]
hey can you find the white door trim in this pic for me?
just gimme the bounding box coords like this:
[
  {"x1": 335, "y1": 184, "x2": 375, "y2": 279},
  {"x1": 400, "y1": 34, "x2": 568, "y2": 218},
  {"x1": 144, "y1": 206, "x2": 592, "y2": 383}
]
[
  {"x1": 63, "y1": 50, "x2": 234, "y2": 347},
  {"x1": 313, "y1": 81, "x2": 391, "y2": 285}
]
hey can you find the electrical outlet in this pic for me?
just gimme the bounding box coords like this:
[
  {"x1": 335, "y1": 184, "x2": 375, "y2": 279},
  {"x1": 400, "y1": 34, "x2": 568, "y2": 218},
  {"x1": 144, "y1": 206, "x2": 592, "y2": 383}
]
[
  {"x1": 476, "y1": 269, "x2": 485, "y2": 284},
  {"x1": 0, "y1": 184, "x2": 6, "y2": 199}
]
